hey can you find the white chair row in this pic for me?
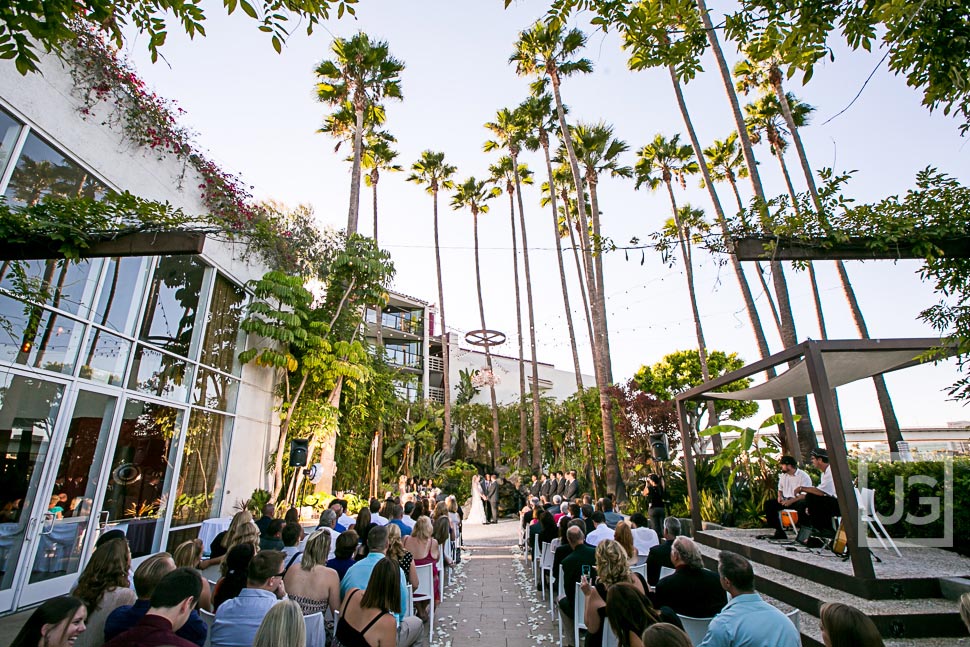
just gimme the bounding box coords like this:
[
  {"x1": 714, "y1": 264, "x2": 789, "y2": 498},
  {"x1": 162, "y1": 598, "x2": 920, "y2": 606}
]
[{"x1": 677, "y1": 607, "x2": 800, "y2": 644}]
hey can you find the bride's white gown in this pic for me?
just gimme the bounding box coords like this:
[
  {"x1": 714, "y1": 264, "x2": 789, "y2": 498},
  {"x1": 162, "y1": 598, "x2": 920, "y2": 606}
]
[{"x1": 467, "y1": 476, "x2": 487, "y2": 524}]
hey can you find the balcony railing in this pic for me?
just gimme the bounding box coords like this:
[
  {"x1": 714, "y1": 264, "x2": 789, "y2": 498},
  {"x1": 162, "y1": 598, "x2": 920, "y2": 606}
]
[
  {"x1": 428, "y1": 356, "x2": 444, "y2": 373},
  {"x1": 428, "y1": 386, "x2": 445, "y2": 404}
]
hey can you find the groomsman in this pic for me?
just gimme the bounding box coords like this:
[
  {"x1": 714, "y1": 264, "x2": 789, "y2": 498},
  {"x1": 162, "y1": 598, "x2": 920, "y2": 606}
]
[
  {"x1": 564, "y1": 470, "x2": 579, "y2": 502},
  {"x1": 482, "y1": 474, "x2": 493, "y2": 523},
  {"x1": 540, "y1": 473, "x2": 553, "y2": 502},
  {"x1": 555, "y1": 471, "x2": 567, "y2": 498},
  {"x1": 530, "y1": 474, "x2": 541, "y2": 498}
]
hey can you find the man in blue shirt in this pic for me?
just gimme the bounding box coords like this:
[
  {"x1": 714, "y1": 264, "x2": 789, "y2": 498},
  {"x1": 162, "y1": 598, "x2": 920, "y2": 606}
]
[
  {"x1": 388, "y1": 503, "x2": 412, "y2": 536},
  {"x1": 211, "y1": 550, "x2": 287, "y2": 647},
  {"x1": 698, "y1": 551, "x2": 800, "y2": 647},
  {"x1": 340, "y1": 525, "x2": 426, "y2": 646}
]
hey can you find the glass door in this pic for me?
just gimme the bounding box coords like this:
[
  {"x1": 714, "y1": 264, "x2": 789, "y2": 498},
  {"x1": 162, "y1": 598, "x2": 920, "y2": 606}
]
[
  {"x1": 0, "y1": 370, "x2": 66, "y2": 613},
  {"x1": 17, "y1": 389, "x2": 117, "y2": 607}
]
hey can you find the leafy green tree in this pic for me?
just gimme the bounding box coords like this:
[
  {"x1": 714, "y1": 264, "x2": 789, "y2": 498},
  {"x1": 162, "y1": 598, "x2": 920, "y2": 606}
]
[
  {"x1": 315, "y1": 32, "x2": 404, "y2": 234},
  {"x1": 634, "y1": 350, "x2": 758, "y2": 453},
  {"x1": 407, "y1": 151, "x2": 456, "y2": 455},
  {"x1": 450, "y1": 176, "x2": 502, "y2": 468},
  {"x1": 1, "y1": 0, "x2": 357, "y2": 75}
]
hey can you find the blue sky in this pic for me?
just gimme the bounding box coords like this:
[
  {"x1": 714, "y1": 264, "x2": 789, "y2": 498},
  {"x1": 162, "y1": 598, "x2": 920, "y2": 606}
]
[{"x1": 125, "y1": 0, "x2": 970, "y2": 430}]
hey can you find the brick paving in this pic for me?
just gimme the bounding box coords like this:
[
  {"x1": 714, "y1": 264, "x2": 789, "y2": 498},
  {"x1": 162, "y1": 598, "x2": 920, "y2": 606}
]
[{"x1": 431, "y1": 519, "x2": 559, "y2": 647}]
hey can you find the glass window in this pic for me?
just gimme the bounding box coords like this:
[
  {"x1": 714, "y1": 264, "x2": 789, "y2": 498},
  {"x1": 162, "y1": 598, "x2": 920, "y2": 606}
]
[
  {"x1": 171, "y1": 410, "x2": 232, "y2": 527},
  {"x1": 94, "y1": 257, "x2": 149, "y2": 336},
  {"x1": 193, "y1": 368, "x2": 238, "y2": 411},
  {"x1": 3, "y1": 131, "x2": 108, "y2": 206},
  {"x1": 139, "y1": 256, "x2": 206, "y2": 358},
  {"x1": 199, "y1": 274, "x2": 245, "y2": 375},
  {"x1": 0, "y1": 293, "x2": 84, "y2": 376},
  {"x1": 128, "y1": 345, "x2": 192, "y2": 402},
  {"x1": 0, "y1": 108, "x2": 23, "y2": 182},
  {"x1": 78, "y1": 329, "x2": 130, "y2": 386},
  {"x1": 0, "y1": 259, "x2": 101, "y2": 318},
  {"x1": 0, "y1": 371, "x2": 65, "y2": 590},
  {"x1": 100, "y1": 398, "x2": 183, "y2": 558},
  {"x1": 394, "y1": 380, "x2": 420, "y2": 403},
  {"x1": 385, "y1": 341, "x2": 422, "y2": 369}
]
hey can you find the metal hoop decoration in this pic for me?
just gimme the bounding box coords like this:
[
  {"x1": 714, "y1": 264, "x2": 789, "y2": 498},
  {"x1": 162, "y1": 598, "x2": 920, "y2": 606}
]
[{"x1": 464, "y1": 329, "x2": 506, "y2": 348}]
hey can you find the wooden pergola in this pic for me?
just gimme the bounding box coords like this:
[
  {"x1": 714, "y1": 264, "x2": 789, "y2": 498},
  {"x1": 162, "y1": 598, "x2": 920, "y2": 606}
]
[
  {"x1": 0, "y1": 231, "x2": 207, "y2": 260},
  {"x1": 675, "y1": 337, "x2": 957, "y2": 579},
  {"x1": 731, "y1": 235, "x2": 970, "y2": 261}
]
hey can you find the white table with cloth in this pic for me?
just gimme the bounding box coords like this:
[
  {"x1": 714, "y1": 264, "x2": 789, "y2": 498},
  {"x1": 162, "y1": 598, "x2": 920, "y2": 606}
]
[{"x1": 199, "y1": 517, "x2": 232, "y2": 556}]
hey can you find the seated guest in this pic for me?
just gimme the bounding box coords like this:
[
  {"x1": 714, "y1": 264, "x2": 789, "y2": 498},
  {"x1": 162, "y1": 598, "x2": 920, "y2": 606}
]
[
  {"x1": 211, "y1": 551, "x2": 287, "y2": 647},
  {"x1": 336, "y1": 500, "x2": 356, "y2": 531},
  {"x1": 388, "y1": 503, "x2": 412, "y2": 536},
  {"x1": 316, "y1": 509, "x2": 340, "y2": 559},
  {"x1": 581, "y1": 540, "x2": 648, "y2": 647},
  {"x1": 653, "y1": 537, "x2": 726, "y2": 619},
  {"x1": 614, "y1": 521, "x2": 640, "y2": 566},
  {"x1": 554, "y1": 502, "x2": 570, "y2": 524},
  {"x1": 255, "y1": 503, "x2": 275, "y2": 536},
  {"x1": 334, "y1": 558, "x2": 400, "y2": 647},
  {"x1": 641, "y1": 623, "x2": 692, "y2": 647},
  {"x1": 369, "y1": 498, "x2": 389, "y2": 526},
  {"x1": 551, "y1": 517, "x2": 580, "y2": 593},
  {"x1": 259, "y1": 519, "x2": 285, "y2": 551},
  {"x1": 402, "y1": 501, "x2": 418, "y2": 529},
  {"x1": 647, "y1": 517, "x2": 680, "y2": 587},
  {"x1": 764, "y1": 455, "x2": 813, "y2": 539},
  {"x1": 283, "y1": 531, "x2": 340, "y2": 643},
  {"x1": 105, "y1": 553, "x2": 207, "y2": 646},
  {"x1": 557, "y1": 526, "x2": 597, "y2": 647},
  {"x1": 697, "y1": 552, "x2": 800, "y2": 647},
  {"x1": 339, "y1": 526, "x2": 424, "y2": 647},
  {"x1": 328, "y1": 500, "x2": 348, "y2": 532},
  {"x1": 281, "y1": 522, "x2": 303, "y2": 566},
  {"x1": 353, "y1": 508, "x2": 375, "y2": 557},
  {"x1": 385, "y1": 523, "x2": 420, "y2": 589},
  {"x1": 607, "y1": 582, "x2": 681, "y2": 647},
  {"x1": 628, "y1": 513, "x2": 659, "y2": 558},
  {"x1": 790, "y1": 448, "x2": 841, "y2": 536},
  {"x1": 569, "y1": 503, "x2": 582, "y2": 520},
  {"x1": 586, "y1": 512, "x2": 615, "y2": 546},
  {"x1": 212, "y1": 544, "x2": 256, "y2": 610},
  {"x1": 547, "y1": 495, "x2": 563, "y2": 515},
  {"x1": 209, "y1": 511, "x2": 253, "y2": 565},
  {"x1": 581, "y1": 504, "x2": 596, "y2": 534},
  {"x1": 104, "y1": 568, "x2": 202, "y2": 647},
  {"x1": 220, "y1": 523, "x2": 260, "y2": 578},
  {"x1": 172, "y1": 540, "x2": 213, "y2": 609},
  {"x1": 602, "y1": 498, "x2": 624, "y2": 529},
  {"x1": 326, "y1": 530, "x2": 359, "y2": 581},
  {"x1": 253, "y1": 599, "x2": 305, "y2": 647},
  {"x1": 72, "y1": 538, "x2": 135, "y2": 647},
  {"x1": 10, "y1": 596, "x2": 87, "y2": 647},
  {"x1": 529, "y1": 511, "x2": 559, "y2": 560},
  {"x1": 819, "y1": 602, "x2": 885, "y2": 647}
]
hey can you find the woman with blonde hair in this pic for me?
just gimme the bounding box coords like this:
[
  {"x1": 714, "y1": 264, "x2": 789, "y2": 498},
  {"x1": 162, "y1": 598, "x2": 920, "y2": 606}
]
[
  {"x1": 404, "y1": 516, "x2": 440, "y2": 605},
  {"x1": 220, "y1": 521, "x2": 260, "y2": 576},
  {"x1": 580, "y1": 540, "x2": 647, "y2": 647},
  {"x1": 820, "y1": 602, "x2": 885, "y2": 646},
  {"x1": 385, "y1": 522, "x2": 419, "y2": 589},
  {"x1": 208, "y1": 509, "x2": 254, "y2": 563},
  {"x1": 172, "y1": 539, "x2": 213, "y2": 611},
  {"x1": 614, "y1": 521, "x2": 639, "y2": 566},
  {"x1": 283, "y1": 529, "x2": 341, "y2": 642},
  {"x1": 72, "y1": 539, "x2": 135, "y2": 647},
  {"x1": 253, "y1": 599, "x2": 306, "y2": 647}
]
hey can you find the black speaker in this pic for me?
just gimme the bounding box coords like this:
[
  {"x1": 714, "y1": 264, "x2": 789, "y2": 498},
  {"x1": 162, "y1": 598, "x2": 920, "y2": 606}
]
[
  {"x1": 289, "y1": 439, "x2": 309, "y2": 467},
  {"x1": 650, "y1": 433, "x2": 669, "y2": 461}
]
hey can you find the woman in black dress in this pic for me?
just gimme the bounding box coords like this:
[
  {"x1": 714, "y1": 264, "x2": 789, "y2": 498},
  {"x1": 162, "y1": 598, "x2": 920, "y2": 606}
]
[{"x1": 642, "y1": 473, "x2": 665, "y2": 534}]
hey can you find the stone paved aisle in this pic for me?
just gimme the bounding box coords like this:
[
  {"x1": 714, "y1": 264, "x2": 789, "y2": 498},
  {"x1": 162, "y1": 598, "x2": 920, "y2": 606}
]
[{"x1": 431, "y1": 519, "x2": 559, "y2": 647}]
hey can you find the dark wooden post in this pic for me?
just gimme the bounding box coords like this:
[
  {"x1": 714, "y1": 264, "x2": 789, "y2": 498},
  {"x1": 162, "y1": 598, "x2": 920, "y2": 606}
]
[{"x1": 676, "y1": 398, "x2": 703, "y2": 535}]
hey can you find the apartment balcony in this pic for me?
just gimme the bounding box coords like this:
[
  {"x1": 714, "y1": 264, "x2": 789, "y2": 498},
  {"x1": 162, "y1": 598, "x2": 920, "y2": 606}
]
[
  {"x1": 428, "y1": 386, "x2": 445, "y2": 404},
  {"x1": 428, "y1": 356, "x2": 444, "y2": 373}
]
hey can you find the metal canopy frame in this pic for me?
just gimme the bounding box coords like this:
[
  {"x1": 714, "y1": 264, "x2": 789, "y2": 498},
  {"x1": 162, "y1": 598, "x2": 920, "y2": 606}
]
[
  {"x1": 675, "y1": 337, "x2": 956, "y2": 580},
  {"x1": 0, "y1": 231, "x2": 207, "y2": 260},
  {"x1": 732, "y1": 235, "x2": 970, "y2": 261}
]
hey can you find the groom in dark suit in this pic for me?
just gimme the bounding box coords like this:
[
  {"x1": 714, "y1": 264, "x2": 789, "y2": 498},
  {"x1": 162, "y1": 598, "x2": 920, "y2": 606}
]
[
  {"x1": 481, "y1": 474, "x2": 493, "y2": 523},
  {"x1": 487, "y1": 473, "x2": 500, "y2": 523}
]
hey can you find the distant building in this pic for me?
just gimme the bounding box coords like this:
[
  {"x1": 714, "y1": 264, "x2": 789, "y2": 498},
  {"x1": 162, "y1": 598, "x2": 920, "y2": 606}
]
[{"x1": 450, "y1": 346, "x2": 594, "y2": 404}]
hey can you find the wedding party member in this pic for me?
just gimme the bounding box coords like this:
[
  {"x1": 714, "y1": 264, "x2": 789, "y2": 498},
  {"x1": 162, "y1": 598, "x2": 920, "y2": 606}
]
[
  {"x1": 283, "y1": 530, "x2": 340, "y2": 641},
  {"x1": 104, "y1": 568, "x2": 202, "y2": 647},
  {"x1": 487, "y1": 473, "x2": 500, "y2": 522},
  {"x1": 564, "y1": 470, "x2": 580, "y2": 502},
  {"x1": 253, "y1": 600, "x2": 305, "y2": 647},
  {"x1": 468, "y1": 474, "x2": 487, "y2": 525},
  {"x1": 10, "y1": 596, "x2": 87, "y2": 647},
  {"x1": 530, "y1": 474, "x2": 541, "y2": 498},
  {"x1": 211, "y1": 551, "x2": 287, "y2": 647},
  {"x1": 581, "y1": 540, "x2": 648, "y2": 647},
  {"x1": 72, "y1": 538, "x2": 136, "y2": 647}
]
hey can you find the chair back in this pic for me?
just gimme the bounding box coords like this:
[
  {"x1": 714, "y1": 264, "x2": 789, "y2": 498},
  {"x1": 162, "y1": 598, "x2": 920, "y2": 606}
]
[
  {"x1": 540, "y1": 542, "x2": 555, "y2": 569},
  {"x1": 677, "y1": 614, "x2": 714, "y2": 646},
  {"x1": 861, "y1": 488, "x2": 878, "y2": 519},
  {"x1": 557, "y1": 565, "x2": 565, "y2": 599},
  {"x1": 533, "y1": 533, "x2": 541, "y2": 560},
  {"x1": 303, "y1": 611, "x2": 325, "y2": 647},
  {"x1": 602, "y1": 617, "x2": 619, "y2": 647},
  {"x1": 630, "y1": 563, "x2": 647, "y2": 580},
  {"x1": 437, "y1": 546, "x2": 446, "y2": 598},
  {"x1": 199, "y1": 609, "x2": 215, "y2": 647},
  {"x1": 786, "y1": 608, "x2": 801, "y2": 632},
  {"x1": 405, "y1": 583, "x2": 414, "y2": 617},
  {"x1": 635, "y1": 554, "x2": 648, "y2": 566},
  {"x1": 659, "y1": 566, "x2": 675, "y2": 581},
  {"x1": 574, "y1": 582, "x2": 588, "y2": 647},
  {"x1": 414, "y1": 562, "x2": 435, "y2": 600}
]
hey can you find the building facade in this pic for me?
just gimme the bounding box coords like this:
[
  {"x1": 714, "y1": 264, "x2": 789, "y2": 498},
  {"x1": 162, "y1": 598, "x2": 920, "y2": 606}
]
[{"x1": 0, "y1": 53, "x2": 279, "y2": 613}]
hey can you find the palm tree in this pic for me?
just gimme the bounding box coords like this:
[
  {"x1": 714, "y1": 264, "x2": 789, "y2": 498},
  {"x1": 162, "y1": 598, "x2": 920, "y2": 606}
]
[
  {"x1": 407, "y1": 151, "x2": 457, "y2": 456},
  {"x1": 736, "y1": 52, "x2": 904, "y2": 451},
  {"x1": 635, "y1": 134, "x2": 721, "y2": 450},
  {"x1": 315, "y1": 32, "x2": 404, "y2": 234},
  {"x1": 512, "y1": 21, "x2": 625, "y2": 500},
  {"x1": 361, "y1": 130, "x2": 402, "y2": 244},
  {"x1": 488, "y1": 154, "x2": 532, "y2": 468},
  {"x1": 485, "y1": 107, "x2": 544, "y2": 469},
  {"x1": 450, "y1": 176, "x2": 502, "y2": 467}
]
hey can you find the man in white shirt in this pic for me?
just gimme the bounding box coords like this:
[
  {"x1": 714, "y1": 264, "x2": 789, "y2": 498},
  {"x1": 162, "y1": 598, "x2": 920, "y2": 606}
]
[
  {"x1": 369, "y1": 498, "x2": 388, "y2": 526},
  {"x1": 585, "y1": 511, "x2": 615, "y2": 546},
  {"x1": 764, "y1": 455, "x2": 813, "y2": 539},
  {"x1": 792, "y1": 448, "x2": 841, "y2": 535},
  {"x1": 629, "y1": 512, "x2": 660, "y2": 555}
]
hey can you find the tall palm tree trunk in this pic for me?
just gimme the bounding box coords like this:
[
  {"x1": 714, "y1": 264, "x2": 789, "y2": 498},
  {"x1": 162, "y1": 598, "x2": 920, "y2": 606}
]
[
  {"x1": 348, "y1": 105, "x2": 365, "y2": 234},
  {"x1": 512, "y1": 153, "x2": 544, "y2": 469},
  {"x1": 586, "y1": 177, "x2": 614, "y2": 384},
  {"x1": 728, "y1": 179, "x2": 782, "y2": 332},
  {"x1": 564, "y1": 191, "x2": 597, "y2": 352},
  {"x1": 771, "y1": 73, "x2": 903, "y2": 452},
  {"x1": 695, "y1": 0, "x2": 817, "y2": 455},
  {"x1": 432, "y1": 187, "x2": 454, "y2": 456},
  {"x1": 507, "y1": 188, "x2": 530, "y2": 468},
  {"x1": 473, "y1": 210, "x2": 503, "y2": 468},
  {"x1": 371, "y1": 173, "x2": 385, "y2": 483},
  {"x1": 549, "y1": 71, "x2": 625, "y2": 500}
]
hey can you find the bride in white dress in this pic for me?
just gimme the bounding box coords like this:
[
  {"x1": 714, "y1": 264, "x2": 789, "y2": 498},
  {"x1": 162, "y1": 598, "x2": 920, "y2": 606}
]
[{"x1": 467, "y1": 474, "x2": 487, "y2": 524}]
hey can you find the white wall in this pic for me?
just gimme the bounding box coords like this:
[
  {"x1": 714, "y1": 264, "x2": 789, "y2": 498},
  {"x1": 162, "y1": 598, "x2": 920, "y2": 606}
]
[{"x1": 0, "y1": 52, "x2": 281, "y2": 514}]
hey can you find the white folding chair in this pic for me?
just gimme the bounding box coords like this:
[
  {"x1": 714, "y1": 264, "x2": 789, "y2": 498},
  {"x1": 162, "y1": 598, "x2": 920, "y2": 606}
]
[
  {"x1": 556, "y1": 565, "x2": 565, "y2": 647},
  {"x1": 532, "y1": 533, "x2": 542, "y2": 582},
  {"x1": 635, "y1": 554, "x2": 648, "y2": 566},
  {"x1": 630, "y1": 563, "x2": 647, "y2": 581},
  {"x1": 574, "y1": 582, "x2": 587, "y2": 647},
  {"x1": 856, "y1": 487, "x2": 902, "y2": 557},
  {"x1": 540, "y1": 541, "x2": 555, "y2": 601},
  {"x1": 199, "y1": 609, "x2": 215, "y2": 647},
  {"x1": 786, "y1": 608, "x2": 801, "y2": 632},
  {"x1": 414, "y1": 563, "x2": 436, "y2": 641},
  {"x1": 303, "y1": 611, "x2": 325, "y2": 647},
  {"x1": 602, "y1": 617, "x2": 619, "y2": 647},
  {"x1": 659, "y1": 566, "x2": 675, "y2": 581},
  {"x1": 405, "y1": 583, "x2": 414, "y2": 618},
  {"x1": 678, "y1": 614, "x2": 715, "y2": 646},
  {"x1": 437, "y1": 548, "x2": 446, "y2": 600}
]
